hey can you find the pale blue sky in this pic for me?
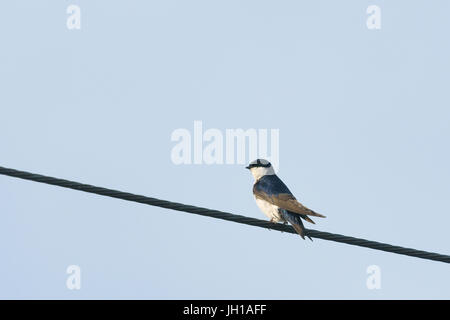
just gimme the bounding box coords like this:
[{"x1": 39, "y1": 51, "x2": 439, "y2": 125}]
[{"x1": 0, "y1": 1, "x2": 449, "y2": 299}]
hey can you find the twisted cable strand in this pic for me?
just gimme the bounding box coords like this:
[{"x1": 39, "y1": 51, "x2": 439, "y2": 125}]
[{"x1": 1, "y1": 166, "x2": 449, "y2": 264}]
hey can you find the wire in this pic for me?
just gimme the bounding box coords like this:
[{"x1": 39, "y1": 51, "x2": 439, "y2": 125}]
[{"x1": 0, "y1": 165, "x2": 449, "y2": 264}]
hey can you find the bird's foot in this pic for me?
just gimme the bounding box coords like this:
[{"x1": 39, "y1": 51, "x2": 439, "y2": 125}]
[
  {"x1": 267, "y1": 218, "x2": 277, "y2": 231},
  {"x1": 269, "y1": 218, "x2": 279, "y2": 225}
]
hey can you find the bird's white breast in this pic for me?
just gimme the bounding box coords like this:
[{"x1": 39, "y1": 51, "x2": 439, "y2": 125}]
[{"x1": 254, "y1": 198, "x2": 284, "y2": 223}]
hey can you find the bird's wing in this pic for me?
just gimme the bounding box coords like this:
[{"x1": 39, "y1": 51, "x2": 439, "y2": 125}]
[{"x1": 253, "y1": 184, "x2": 326, "y2": 218}]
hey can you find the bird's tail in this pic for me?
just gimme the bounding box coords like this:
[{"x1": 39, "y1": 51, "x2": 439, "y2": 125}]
[{"x1": 280, "y1": 209, "x2": 313, "y2": 241}]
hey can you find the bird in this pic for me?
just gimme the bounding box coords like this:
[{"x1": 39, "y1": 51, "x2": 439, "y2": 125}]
[{"x1": 246, "y1": 159, "x2": 325, "y2": 240}]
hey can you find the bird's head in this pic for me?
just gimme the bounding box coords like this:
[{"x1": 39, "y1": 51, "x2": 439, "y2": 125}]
[{"x1": 246, "y1": 159, "x2": 275, "y2": 180}]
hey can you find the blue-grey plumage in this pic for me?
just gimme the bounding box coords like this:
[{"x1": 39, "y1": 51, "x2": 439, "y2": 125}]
[
  {"x1": 254, "y1": 174, "x2": 292, "y2": 195},
  {"x1": 246, "y1": 159, "x2": 325, "y2": 240},
  {"x1": 279, "y1": 209, "x2": 313, "y2": 241}
]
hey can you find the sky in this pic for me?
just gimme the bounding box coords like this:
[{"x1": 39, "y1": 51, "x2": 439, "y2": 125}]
[{"x1": 0, "y1": 1, "x2": 449, "y2": 299}]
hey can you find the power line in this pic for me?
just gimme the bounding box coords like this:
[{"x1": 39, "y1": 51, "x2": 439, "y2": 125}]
[{"x1": 0, "y1": 165, "x2": 449, "y2": 264}]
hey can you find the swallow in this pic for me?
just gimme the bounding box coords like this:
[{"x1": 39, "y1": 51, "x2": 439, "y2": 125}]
[{"x1": 246, "y1": 159, "x2": 325, "y2": 240}]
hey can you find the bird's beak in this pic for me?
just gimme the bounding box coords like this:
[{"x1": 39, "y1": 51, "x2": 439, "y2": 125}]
[{"x1": 245, "y1": 166, "x2": 250, "y2": 169}]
